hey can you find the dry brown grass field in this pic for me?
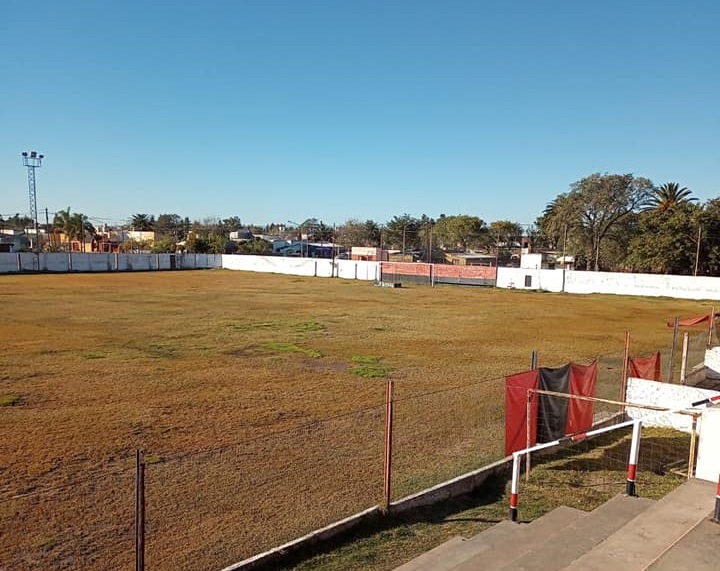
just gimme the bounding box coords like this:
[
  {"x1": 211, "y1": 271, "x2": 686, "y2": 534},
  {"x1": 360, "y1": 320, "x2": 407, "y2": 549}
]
[{"x1": 0, "y1": 270, "x2": 712, "y2": 571}]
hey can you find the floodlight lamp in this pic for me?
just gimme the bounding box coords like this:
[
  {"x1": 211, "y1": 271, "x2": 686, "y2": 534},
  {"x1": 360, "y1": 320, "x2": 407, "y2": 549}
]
[
  {"x1": 39, "y1": 155, "x2": 44, "y2": 159},
  {"x1": 22, "y1": 152, "x2": 28, "y2": 157},
  {"x1": 30, "y1": 151, "x2": 37, "y2": 158}
]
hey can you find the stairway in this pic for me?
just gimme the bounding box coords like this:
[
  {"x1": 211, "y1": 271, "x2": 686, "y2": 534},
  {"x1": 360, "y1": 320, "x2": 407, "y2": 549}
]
[{"x1": 394, "y1": 479, "x2": 718, "y2": 571}]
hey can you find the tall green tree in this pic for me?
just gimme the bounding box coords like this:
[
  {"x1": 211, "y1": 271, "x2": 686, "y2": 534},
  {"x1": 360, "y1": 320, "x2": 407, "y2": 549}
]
[
  {"x1": 337, "y1": 219, "x2": 381, "y2": 248},
  {"x1": 489, "y1": 220, "x2": 524, "y2": 255},
  {"x1": 626, "y1": 202, "x2": 701, "y2": 274},
  {"x1": 383, "y1": 214, "x2": 425, "y2": 252},
  {"x1": 540, "y1": 173, "x2": 654, "y2": 271},
  {"x1": 432, "y1": 214, "x2": 487, "y2": 251},
  {"x1": 155, "y1": 214, "x2": 183, "y2": 239}
]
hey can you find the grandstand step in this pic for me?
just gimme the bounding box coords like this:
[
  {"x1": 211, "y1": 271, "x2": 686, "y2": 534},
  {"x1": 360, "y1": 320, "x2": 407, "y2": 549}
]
[
  {"x1": 560, "y1": 478, "x2": 715, "y2": 571},
  {"x1": 497, "y1": 494, "x2": 655, "y2": 571},
  {"x1": 447, "y1": 506, "x2": 586, "y2": 571},
  {"x1": 391, "y1": 536, "x2": 467, "y2": 571},
  {"x1": 646, "y1": 517, "x2": 720, "y2": 570},
  {"x1": 392, "y1": 520, "x2": 526, "y2": 571}
]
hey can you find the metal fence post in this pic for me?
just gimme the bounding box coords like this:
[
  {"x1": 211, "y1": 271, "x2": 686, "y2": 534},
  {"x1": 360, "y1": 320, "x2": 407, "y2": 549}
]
[
  {"x1": 708, "y1": 306, "x2": 715, "y2": 348},
  {"x1": 525, "y1": 390, "x2": 533, "y2": 481},
  {"x1": 383, "y1": 379, "x2": 395, "y2": 510},
  {"x1": 135, "y1": 450, "x2": 145, "y2": 571},
  {"x1": 680, "y1": 332, "x2": 690, "y2": 385},
  {"x1": 621, "y1": 331, "x2": 630, "y2": 410},
  {"x1": 668, "y1": 317, "x2": 679, "y2": 382}
]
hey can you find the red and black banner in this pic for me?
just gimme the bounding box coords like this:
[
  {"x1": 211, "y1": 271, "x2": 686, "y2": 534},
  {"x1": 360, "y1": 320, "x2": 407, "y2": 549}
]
[{"x1": 504, "y1": 361, "x2": 597, "y2": 456}]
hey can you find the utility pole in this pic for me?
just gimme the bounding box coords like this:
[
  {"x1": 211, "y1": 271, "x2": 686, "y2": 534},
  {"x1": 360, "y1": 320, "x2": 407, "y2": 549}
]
[
  {"x1": 45, "y1": 208, "x2": 51, "y2": 249},
  {"x1": 21, "y1": 151, "x2": 44, "y2": 251},
  {"x1": 694, "y1": 224, "x2": 702, "y2": 276}
]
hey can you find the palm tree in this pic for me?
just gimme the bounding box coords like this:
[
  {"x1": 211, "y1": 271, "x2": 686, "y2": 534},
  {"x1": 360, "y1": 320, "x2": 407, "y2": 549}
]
[
  {"x1": 129, "y1": 213, "x2": 154, "y2": 231},
  {"x1": 53, "y1": 208, "x2": 79, "y2": 250},
  {"x1": 647, "y1": 183, "x2": 696, "y2": 212}
]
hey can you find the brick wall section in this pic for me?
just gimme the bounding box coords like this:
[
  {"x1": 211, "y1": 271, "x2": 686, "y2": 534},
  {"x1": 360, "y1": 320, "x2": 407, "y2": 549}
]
[
  {"x1": 433, "y1": 265, "x2": 497, "y2": 279},
  {"x1": 381, "y1": 262, "x2": 497, "y2": 280}
]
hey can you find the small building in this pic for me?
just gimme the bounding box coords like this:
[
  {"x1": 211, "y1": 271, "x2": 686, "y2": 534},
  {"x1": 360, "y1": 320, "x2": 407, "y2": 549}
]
[
  {"x1": 444, "y1": 252, "x2": 497, "y2": 266},
  {"x1": 520, "y1": 252, "x2": 557, "y2": 270},
  {"x1": 351, "y1": 247, "x2": 388, "y2": 261},
  {"x1": 229, "y1": 229, "x2": 254, "y2": 242}
]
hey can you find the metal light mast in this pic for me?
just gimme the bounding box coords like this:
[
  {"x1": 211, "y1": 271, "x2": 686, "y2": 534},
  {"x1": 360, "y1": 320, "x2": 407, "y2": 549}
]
[{"x1": 21, "y1": 151, "x2": 44, "y2": 251}]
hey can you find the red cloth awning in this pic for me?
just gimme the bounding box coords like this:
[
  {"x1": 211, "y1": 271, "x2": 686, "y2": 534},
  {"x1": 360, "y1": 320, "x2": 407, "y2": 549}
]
[{"x1": 667, "y1": 313, "x2": 715, "y2": 327}]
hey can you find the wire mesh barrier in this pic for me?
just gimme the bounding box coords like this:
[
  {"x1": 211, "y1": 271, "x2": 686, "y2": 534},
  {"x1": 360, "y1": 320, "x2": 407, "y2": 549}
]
[
  {"x1": 2, "y1": 322, "x2": 716, "y2": 570},
  {"x1": 513, "y1": 426, "x2": 691, "y2": 521},
  {"x1": 143, "y1": 406, "x2": 385, "y2": 571},
  {"x1": 0, "y1": 467, "x2": 135, "y2": 571},
  {"x1": 391, "y1": 379, "x2": 506, "y2": 501}
]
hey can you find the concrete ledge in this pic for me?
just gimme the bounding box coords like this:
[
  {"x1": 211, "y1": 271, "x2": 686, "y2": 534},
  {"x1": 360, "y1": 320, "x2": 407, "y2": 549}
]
[
  {"x1": 389, "y1": 457, "x2": 512, "y2": 515},
  {"x1": 219, "y1": 413, "x2": 627, "y2": 570},
  {"x1": 219, "y1": 506, "x2": 382, "y2": 571}
]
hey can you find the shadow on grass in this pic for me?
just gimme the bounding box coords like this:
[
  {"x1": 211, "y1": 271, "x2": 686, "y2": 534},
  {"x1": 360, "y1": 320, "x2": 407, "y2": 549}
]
[
  {"x1": 531, "y1": 430, "x2": 691, "y2": 476},
  {"x1": 278, "y1": 472, "x2": 509, "y2": 571}
]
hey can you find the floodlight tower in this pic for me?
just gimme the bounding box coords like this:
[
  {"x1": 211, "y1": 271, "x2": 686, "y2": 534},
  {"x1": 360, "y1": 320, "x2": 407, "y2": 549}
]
[{"x1": 21, "y1": 151, "x2": 44, "y2": 251}]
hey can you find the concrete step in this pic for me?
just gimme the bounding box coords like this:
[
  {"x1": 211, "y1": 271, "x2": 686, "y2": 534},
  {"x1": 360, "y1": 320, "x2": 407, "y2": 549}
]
[
  {"x1": 646, "y1": 517, "x2": 720, "y2": 570},
  {"x1": 560, "y1": 479, "x2": 716, "y2": 571},
  {"x1": 392, "y1": 520, "x2": 523, "y2": 571},
  {"x1": 497, "y1": 494, "x2": 655, "y2": 571},
  {"x1": 392, "y1": 536, "x2": 467, "y2": 571},
  {"x1": 448, "y1": 506, "x2": 586, "y2": 571}
]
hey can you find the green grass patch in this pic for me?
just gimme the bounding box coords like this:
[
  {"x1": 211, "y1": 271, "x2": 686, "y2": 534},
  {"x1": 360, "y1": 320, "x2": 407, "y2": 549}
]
[
  {"x1": 291, "y1": 320, "x2": 325, "y2": 333},
  {"x1": 0, "y1": 395, "x2": 20, "y2": 407},
  {"x1": 265, "y1": 342, "x2": 322, "y2": 359},
  {"x1": 351, "y1": 355, "x2": 393, "y2": 378}
]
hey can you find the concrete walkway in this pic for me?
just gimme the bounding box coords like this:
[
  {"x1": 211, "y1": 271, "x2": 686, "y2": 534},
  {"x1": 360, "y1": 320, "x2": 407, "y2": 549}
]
[{"x1": 394, "y1": 479, "x2": 718, "y2": 571}]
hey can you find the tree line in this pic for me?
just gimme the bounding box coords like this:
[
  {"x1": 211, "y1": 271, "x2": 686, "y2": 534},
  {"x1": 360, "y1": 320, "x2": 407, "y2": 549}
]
[{"x1": 2, "y1": 173, "x2": 717, "y2": 275}]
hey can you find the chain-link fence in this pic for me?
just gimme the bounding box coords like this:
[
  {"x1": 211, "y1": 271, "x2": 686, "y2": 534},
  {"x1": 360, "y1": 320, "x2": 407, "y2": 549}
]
[
  {"x1": 391, "y1": 379, "x2": 506, "y2": 500},
  {"x1": 1, "y1": 467, "x2": 134, "y2": 571},
  {"x1": 514, "y1": 426, "x2": 691, "y2": 522},
  {"x1": 2, "y1": 324, "x2": 716, "y2": 570},
  {"x1": 144, "y1": 405, "x2": 385, "y2": 571}
]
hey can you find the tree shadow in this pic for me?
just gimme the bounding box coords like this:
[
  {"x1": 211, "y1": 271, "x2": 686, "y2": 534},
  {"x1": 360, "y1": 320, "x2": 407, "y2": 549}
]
[
  {"x1": 278, "y1": 472, "x2": 509, "y2": 569},
  {"x1": 531, "y1": 431, "x2": 690, "y2": 476}
]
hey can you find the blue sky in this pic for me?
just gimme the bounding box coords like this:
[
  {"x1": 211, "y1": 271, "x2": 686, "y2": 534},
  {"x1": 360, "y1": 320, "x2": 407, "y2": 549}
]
[{"x1": 2, "y1": 0, "x2": 718, "y2": 228}]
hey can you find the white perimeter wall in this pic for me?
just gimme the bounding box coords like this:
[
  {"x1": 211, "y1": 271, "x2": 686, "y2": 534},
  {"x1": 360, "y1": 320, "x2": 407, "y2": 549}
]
[
  {"x1": 496, "y1": 267, "x2": 720, "y2": 301},
  {"x1": 695, "y1": 408, "x2": 720, "y2": 482},
  {"x1": 3, "y1": 251, "x2": 720, "y2": 300},
  {"x1": 221, "y1": 255, "x2": 380, "y2": 281},
  {"x1": 0, "y1": 252, "x2": 221, "y2": 273},
  {"x1": 625, "y1": 377, "x2": 720, "y2": 433}
]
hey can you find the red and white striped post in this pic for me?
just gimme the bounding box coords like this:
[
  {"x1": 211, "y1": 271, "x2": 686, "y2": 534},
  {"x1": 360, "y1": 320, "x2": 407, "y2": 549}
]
[
  {"x1": 625, "y1": 420, "x2": 642, "y2": 496},
  {"x1": 508, "y1": 419, "x2": 636, "y2": 521},
  {"x1": 509, "y1": 452, "x2": 521, "y2": 521}
]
